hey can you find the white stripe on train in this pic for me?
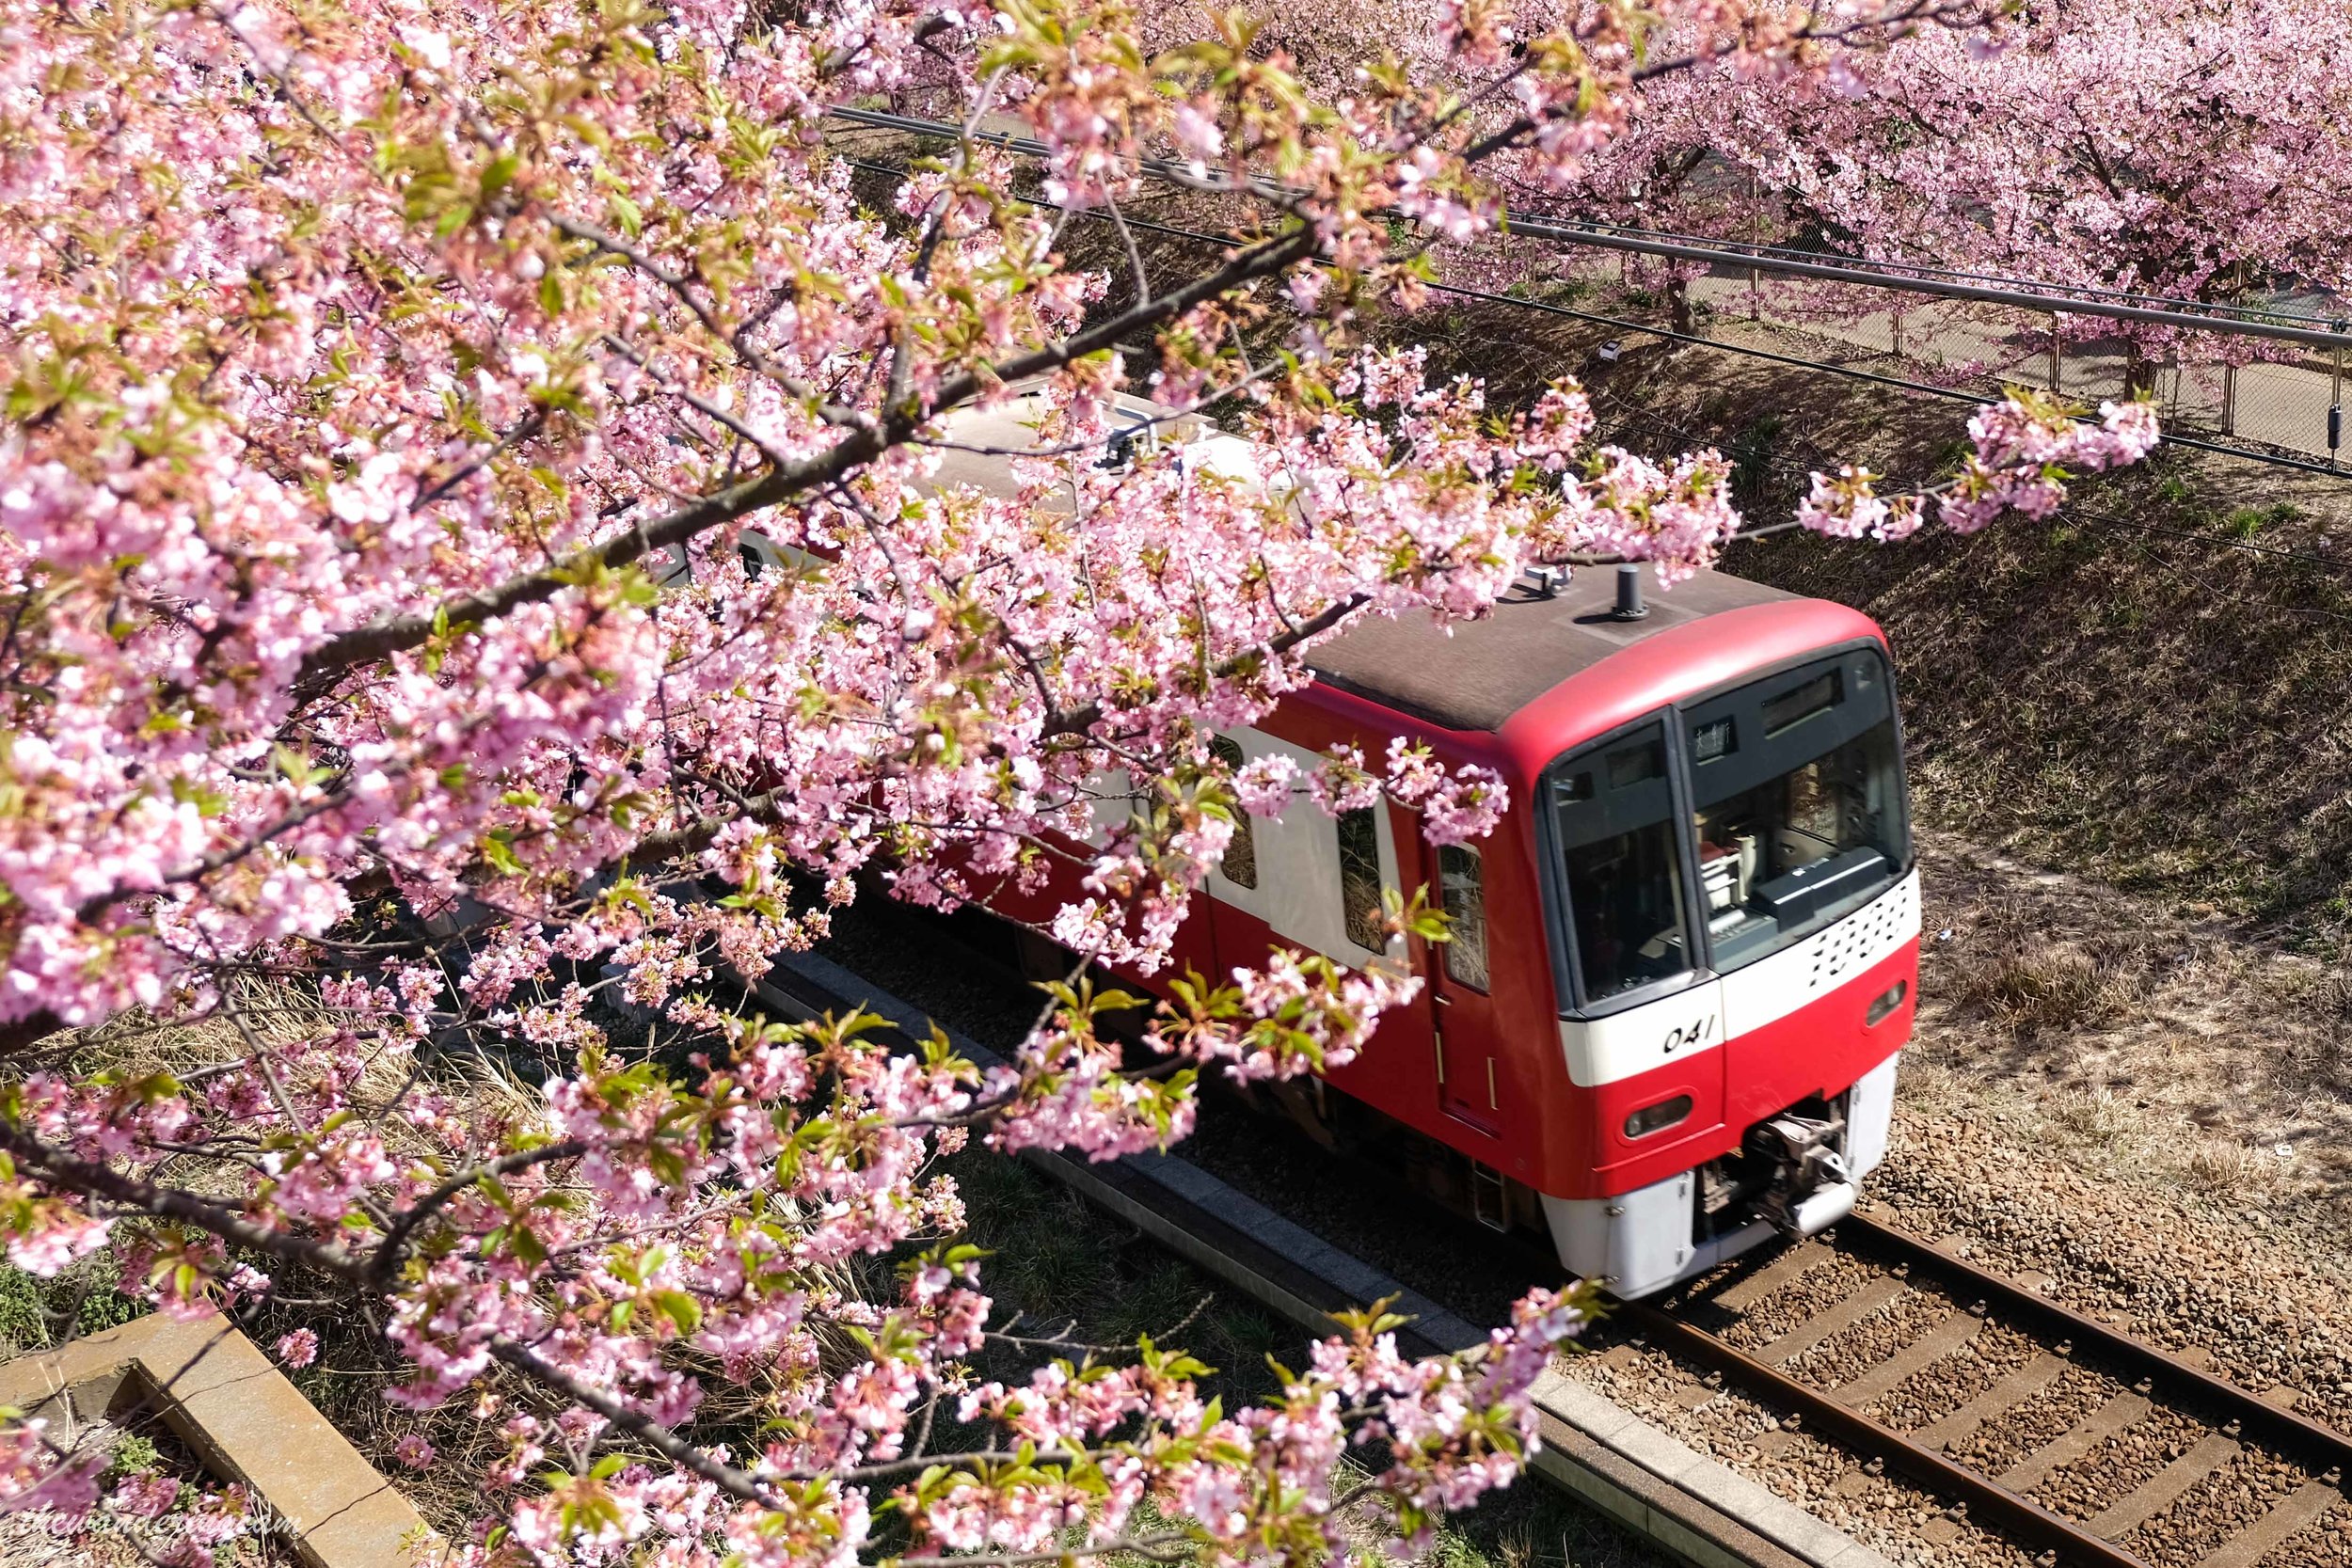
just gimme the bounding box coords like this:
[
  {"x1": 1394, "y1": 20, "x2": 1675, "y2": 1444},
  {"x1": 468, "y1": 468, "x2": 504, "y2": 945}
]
[{"x1": 1560, "y1": 871, "x2": 1921, "y2": 1088}]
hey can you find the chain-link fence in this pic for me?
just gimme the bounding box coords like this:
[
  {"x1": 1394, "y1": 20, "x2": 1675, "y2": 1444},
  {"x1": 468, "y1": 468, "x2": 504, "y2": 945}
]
[
  {"x1": 830, "y1": 105, "x2": 2352, "y2": 473},
  {"x1": 1512, "y1": 243, "x2": 2350, "y2": 471}
]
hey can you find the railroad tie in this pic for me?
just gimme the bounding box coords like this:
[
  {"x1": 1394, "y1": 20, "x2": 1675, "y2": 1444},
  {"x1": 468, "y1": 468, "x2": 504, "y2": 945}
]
[
  {"x1": 1754, "y1": 1277, "x2": 1908, "y2": 1366},
  {"x1": 2192, "y1": 1480, "x2": 2342, "y2": 1568},
  {"x1": 1997, "y1": 1391, "x2": 2153, "y2": 1491},
  {"x1": 2084, "y1": 1431, "x2": 2241, "y2": 1540},
  {"x1": 1914, "y1": 1352, "x2": 2064, "y2": 1451},
  {"x1": 1828, "y1": 1309, "x2": 1982, "y2": 1409},
  {"x1": 1709, "y1": 1240, "x2": 1829, "y2": 1313}
]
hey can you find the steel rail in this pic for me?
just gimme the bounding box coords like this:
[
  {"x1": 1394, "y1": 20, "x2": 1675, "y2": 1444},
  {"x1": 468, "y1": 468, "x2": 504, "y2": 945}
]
[
  {"x1": 1625, "y1": 1300, "x2": 2156, "y2": 1568},
  {"x1": 1831, "y1": 1213, "x2": 2352, "y2": 1484},
  {"x1": 825, "y1": 106, "x2": 2352, "y2": 353}
]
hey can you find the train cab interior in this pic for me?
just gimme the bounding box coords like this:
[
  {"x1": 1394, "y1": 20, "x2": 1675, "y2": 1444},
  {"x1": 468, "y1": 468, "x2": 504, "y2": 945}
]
[{"x1": 1549, "y1": 647, "x2": 1910, "y2": 1010}]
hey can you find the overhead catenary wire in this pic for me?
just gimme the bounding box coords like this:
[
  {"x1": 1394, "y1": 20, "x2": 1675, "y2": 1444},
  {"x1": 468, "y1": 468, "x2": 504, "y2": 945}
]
[
  {"x1": 835, "y1": 153, "x2": 2352, "y2": 578},
  {"x1": 827, "y1": 106, "x2": 2352, "y2": 353}
]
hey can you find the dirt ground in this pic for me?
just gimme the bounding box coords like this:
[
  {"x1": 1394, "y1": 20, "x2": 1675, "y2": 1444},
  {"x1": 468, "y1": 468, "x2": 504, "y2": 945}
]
[
  {"x1": 1906, "y1": 828, "x2": 2352, "y2": 1215},
  {"x1": 1877, "y1": 830, "x2": 2352, "y2": 1433}
]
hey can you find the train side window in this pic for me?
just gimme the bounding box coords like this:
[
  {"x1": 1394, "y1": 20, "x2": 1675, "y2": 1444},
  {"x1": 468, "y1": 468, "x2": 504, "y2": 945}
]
[
  {"x1": 1337, "y1": 806, "x2": 1385, "y2": 952},
  {"x1": 1554, "y1": 721, "x2": 1690, "y2": 1004},
  {"x1": 1438, "y1": 842, "x2": 1489, "y2": 990},
  {"x1": 1209, "y1": 736, "x2": 1258, "y2": 890}
]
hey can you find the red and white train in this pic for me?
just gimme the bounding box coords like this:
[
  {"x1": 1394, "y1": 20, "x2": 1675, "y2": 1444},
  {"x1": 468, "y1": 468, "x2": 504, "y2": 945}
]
[
  {"x1": 762, "y1": 391, "x2": 1921, "y2": 1300},
  {"x1": 1129, "y1": 406, "x2": 1910, "y2": 1300},
  {"x1": 1194, "y1": 562, "x2": 1917, "y2": 1298}
]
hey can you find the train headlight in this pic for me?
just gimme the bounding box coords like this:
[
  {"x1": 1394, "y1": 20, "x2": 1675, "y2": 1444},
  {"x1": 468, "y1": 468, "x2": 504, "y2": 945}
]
[
  {"x1": 1865, "y1": 979, "x2": 1910, "y2": 1026},
  {"x1": 1623, "y1": 1094, "x2": 1694, "y2": 1140}
]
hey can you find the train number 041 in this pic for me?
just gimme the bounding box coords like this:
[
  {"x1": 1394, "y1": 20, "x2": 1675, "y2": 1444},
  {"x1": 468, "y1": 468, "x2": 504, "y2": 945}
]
[{"x1": 1661, "y1": 1015, "x2": 1718, "y2": 1055}]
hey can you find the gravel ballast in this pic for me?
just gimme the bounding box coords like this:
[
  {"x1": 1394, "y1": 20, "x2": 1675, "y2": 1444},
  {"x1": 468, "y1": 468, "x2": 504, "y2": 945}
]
[{"x1": 795, "y1": 837, "x2": 2352, "y2": 1567}]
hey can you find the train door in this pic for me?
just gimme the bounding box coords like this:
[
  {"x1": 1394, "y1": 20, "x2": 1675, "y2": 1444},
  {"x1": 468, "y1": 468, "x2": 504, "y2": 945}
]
[{"x1": 1393, "y1": 805, "x2": 1502, "y2": 1133}]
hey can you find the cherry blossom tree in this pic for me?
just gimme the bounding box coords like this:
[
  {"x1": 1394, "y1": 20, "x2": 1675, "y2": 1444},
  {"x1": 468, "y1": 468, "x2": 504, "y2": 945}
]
[
  {"x1": 1754, "y1": 0, "x2": 2352, "y2": 356},
  {"x1": 1511, "y1": 0, "x2": 2352, "y2": 383},
  {"x1": 0, "y1": 0, "x2": 2158, "y2": 1561}
]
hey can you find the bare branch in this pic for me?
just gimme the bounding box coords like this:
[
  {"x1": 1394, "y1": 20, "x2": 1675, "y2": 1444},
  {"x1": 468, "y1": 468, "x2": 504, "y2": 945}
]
[{"x1": 368, "y1": 1139, "x2": 587, "y2": 1285}]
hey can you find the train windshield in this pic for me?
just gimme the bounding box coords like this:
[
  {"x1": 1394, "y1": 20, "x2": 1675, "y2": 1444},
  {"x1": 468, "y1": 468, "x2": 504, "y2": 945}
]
[
  {"x1": 1684, "y1": 650, "x2": 1905, "y2": 971},
  {"x1": 1549, "y1": 647, "x2": 1908, "y2": 1007},
  {"x1": 1552, "y1": 721, "x2": 1693, "y2": 1003}
]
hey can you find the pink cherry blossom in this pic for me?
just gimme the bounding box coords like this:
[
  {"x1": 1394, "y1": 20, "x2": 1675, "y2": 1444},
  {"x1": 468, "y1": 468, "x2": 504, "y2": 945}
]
[
  {"x1": 109, "y1": 1471, "x2": 182, "y2": 1520},
  {"x1": 0, "y1": 0, "x2": 2153, "y2": 1560}
]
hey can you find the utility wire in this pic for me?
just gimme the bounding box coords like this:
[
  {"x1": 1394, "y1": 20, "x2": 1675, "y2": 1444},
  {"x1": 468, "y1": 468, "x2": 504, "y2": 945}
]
[
  {"x1": 1502, "y1": 214, "x2": 2344, "y2": 330},
  {"x1": 827, "y1": 106, "x2": 2352, "y2": 353},
  {"x1": 1411, "y1": 261, "x2": 2352, "y2": 482},
  {"x1": 836, "y1": 154, "x2": 2352, "y2": 576}
]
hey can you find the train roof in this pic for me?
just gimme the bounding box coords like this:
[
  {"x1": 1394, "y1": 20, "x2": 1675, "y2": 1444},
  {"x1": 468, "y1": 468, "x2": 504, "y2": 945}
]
[
  {"x1": 1309, "y1": 567, "x2": 1800, "y2": 735},
  {"x1": 925, "y1": 390, "x2": 1846, "y2": 740}
]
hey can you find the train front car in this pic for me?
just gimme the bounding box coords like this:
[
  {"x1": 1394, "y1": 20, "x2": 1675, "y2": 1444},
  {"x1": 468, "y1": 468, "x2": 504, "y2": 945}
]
[{"x1": 1279, "y1": 566, "x2": 1919, "y2": 1300}]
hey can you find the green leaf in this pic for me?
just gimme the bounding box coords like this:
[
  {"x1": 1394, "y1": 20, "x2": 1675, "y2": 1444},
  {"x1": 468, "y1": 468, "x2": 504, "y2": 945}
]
[
  {"x1": 652, "y1": 1290, "x2": 703, "y2": 1336},
  {"x1": 510, "y1": 1224, "x2": 548, "y2": 1267},
  {"x1": 480, "y1": 152, "x2": 521, "y2": 201}
]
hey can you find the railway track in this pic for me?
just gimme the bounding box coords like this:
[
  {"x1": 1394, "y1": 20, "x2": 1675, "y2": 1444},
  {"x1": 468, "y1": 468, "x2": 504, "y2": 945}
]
[
  {"x1": 1631, "y1": 1215, "x2": 2350, "y2": 1568},
  {"x1": 730, "y1": 907, "x2": 2352, "y2": 1568}
]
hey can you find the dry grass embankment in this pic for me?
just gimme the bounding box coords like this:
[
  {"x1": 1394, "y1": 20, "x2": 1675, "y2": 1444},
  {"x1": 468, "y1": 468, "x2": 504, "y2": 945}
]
[{"x1": 1907, "y1": 832, "x2": 2352, "y2": 1208}]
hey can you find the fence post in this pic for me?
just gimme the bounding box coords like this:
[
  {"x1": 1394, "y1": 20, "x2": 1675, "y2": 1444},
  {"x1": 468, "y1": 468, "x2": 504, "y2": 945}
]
[
  {"x1": 2048, "y1": 311, "x2": 2062, "y2": 395},
  {"x1": 2331, "y1": 329, "x2": 2344, "y2": 469},
  {"x1": 2222, "y1": 362, "x2": 2237, "y2": 436},
  {"x1": 1748, "y1": 172, "x2": 1761, "y2": 323}
]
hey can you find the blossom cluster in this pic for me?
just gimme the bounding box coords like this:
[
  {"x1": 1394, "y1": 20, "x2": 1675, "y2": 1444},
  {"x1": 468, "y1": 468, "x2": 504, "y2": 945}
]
[{"x1": 0, "y1": 0, "x2": 2154, "y2": 1561}]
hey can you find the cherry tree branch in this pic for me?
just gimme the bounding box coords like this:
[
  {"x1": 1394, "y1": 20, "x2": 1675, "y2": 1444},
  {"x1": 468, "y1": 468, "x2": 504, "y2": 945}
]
[
  {"x1": 487, "y1": 1333, "x2": 788, "y2": 1510},
  {"x1": 1041, "y1": 590, "x2": 1371, "y2": 739},
  {"x1": 367, "y1": 1139, "x2": 587, "y2": 1285},
  {"x1": 288, "y1": 227, "x2": 1316, "y2": 698},
  {"x1": 0, "y1": 1121, "x2": 367, "y2": 1278}
]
